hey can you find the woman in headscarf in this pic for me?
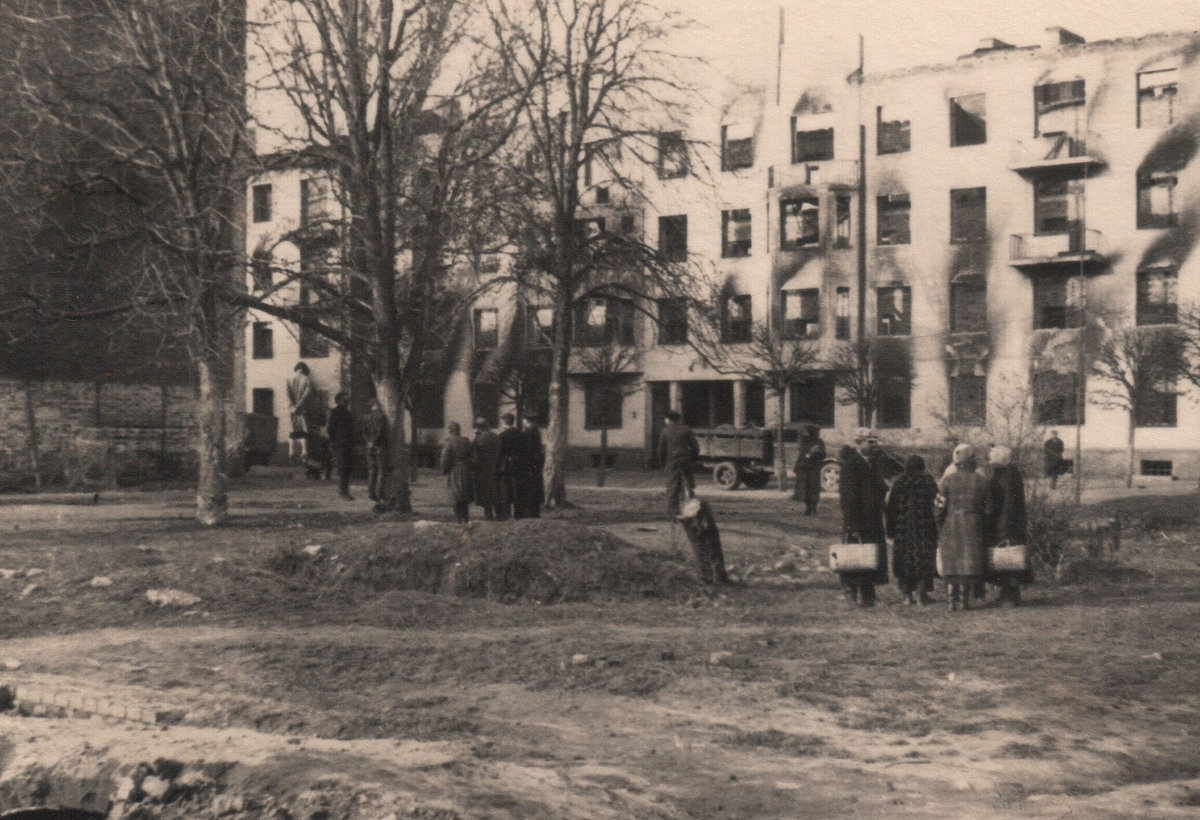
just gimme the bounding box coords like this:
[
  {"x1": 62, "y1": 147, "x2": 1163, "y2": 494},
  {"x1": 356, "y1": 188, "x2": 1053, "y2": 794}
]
[
  {"x1": 440, "y1": 422, "x2": 474, "y2": 523},
  {"x1": 886, "y1": 454, "x2": 939, "y2": 605},
  {"x1": 838, "y1": 431, "x2": 889, "y2": 607},
  {"x1": 937, "y1": 443, "x2": 987, "y2": 610},
  {"x1": 984, "y1": 445, "x2": 1031, "y2": 606}
]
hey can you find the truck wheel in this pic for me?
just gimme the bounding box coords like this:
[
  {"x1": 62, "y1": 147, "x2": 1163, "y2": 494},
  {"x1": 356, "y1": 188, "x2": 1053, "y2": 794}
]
[
  {"x1": 742, "y1": 471, "x2": 771, "y2": 489},
  {"x1": 713, "y1": 461, "x2": 742, "y2": 490},
  {"x1": 820, "y1": 461, "x2": 842, "y2": 494}
]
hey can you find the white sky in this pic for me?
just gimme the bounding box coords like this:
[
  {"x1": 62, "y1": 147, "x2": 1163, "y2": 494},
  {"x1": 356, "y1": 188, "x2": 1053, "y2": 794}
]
[{"x1": 672, "y1": 0, "x2": 1200, "y2": 86}]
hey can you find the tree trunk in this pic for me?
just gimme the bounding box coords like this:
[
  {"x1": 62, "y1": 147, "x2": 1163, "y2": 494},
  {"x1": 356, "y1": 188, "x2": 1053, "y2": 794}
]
[
  {"x1": 1126, "y1": 411, "x2": 1135, "y2": 489},
  {"x1": 598, "y1": 425, "x2": 607, "y2": 487},
  {"x1": 775, "y1": 390, "x2": 787, "y2": 493},
  {"x1": 543, "y1": 293, "x2": 572, "y2": 509},
  {"x1": 195, "y1": 354, "x2": 228, "y2": 526},
  {"x1": 377, "y1": 372, "x2": 413, "y2": 515}
]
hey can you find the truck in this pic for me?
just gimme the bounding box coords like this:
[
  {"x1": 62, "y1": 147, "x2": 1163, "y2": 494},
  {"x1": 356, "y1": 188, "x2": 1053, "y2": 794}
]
[{"x1": 692, "y1": 424, "x2": 842, "y2": 492}]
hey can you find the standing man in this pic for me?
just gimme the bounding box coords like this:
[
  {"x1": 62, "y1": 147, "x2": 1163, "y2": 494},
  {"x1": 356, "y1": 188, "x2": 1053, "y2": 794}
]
[
  {"x1": 1044, "y1": 430, "x2": 1065, "y2": 489},
  {"x1": 838, "y1": 428, "x2": 889, "y2": 607},
  {"x1": 659, "y1": 410, "x2": 699, "y2": 518},
  {"x1": 472, "y1": 417, "x2": 502, "y2": 521},
  {"x1": 518, "y1": 412, "x2": 545, "y2": 518},
  {"x1": 286, "y1": 362, "x2": 316, "y2": 459},
  {"x1": 326, "y1": 392, "x2": 355, "y2": 500},
  {"x1": 496, "y1": 413, "x2": 521, "y2": 520},
  {"x1": 796, "y1": 423, "x2": 826, "y2": 516},
  {"x1": 440, "y1": 422, "x2": 474, "y2": 523},
  {"x1": 363, "y1": 398, "x2": 389, "y2": 503}
]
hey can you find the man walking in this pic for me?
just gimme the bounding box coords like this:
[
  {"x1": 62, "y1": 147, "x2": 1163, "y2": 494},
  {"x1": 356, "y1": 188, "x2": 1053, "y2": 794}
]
[
  {"x1": 497, "y1": 413, "x2": 521, "y2": 520},
  {"x1": 472, "y1": 417, "x2": 502, "y2": 520},
  {"x1": 659, "y1": 410, "x2": 699, "y2": 517},
  {"x1": 1044, "y1": 430, "x2": 1065, "y2": 489},
  {"x1": 326, "y1": 391, "x2": 355, "y2": 500}
]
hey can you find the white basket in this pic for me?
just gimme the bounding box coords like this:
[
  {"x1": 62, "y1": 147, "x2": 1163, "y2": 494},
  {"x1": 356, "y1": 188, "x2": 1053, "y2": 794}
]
[
  {"x1": 829, "y1": 542, "x2": 878, "y2": 572},
  {"x1": 989, "y1": 543, "x2": 1029, "y2": 573}
]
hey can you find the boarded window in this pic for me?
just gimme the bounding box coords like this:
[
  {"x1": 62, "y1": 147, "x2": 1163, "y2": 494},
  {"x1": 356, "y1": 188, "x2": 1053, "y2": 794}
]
[
  {"x1": 252, "y1": 322, "x2": 274, "y2": 359},
  {"x1": 251, "y1": 388, "x2": 275, "y2": 416},
  {"x1": 657, "y1": 131, "x2": 688, "y2": 179},
  {"x1": 950, "y1": 94, "x2": 986, "y2": 147},
  {"x1": 474, "y1": 308, "x2": 499, "y2": 349},
  {"x1": 658, "y1": 215, "x2": 688, "y2": 261},
  {"x1": 1034, "y1": 371, "x2": 1082, "y2": 425},
  {"x1": 1033, "y1": 276, "x2": 1082, "y2": 329},
  {"x1": 1137, "y1": 172, "x2": 1177, "y2": 229},
  {"x1": 877, "y1": 193, "x2": 910, "y2": 245},
  {"x1": 1138, "y1": 68, "x2": 1178, "y2": 129},
  {"x1": 877, "y1": 286, "x2": 911, "y2": 336},
  {"x1": 252, "y1": 183, "x2": 272, "y2": 222},
  {"x1": 781, "y1": 197, "x2": 819, "y2": 249},
  {"x1": 658, "y1": 298, "x2": 688, "y2": 345},
  {"x1": 722, "y1": 294, "x2": 752, "y2": 344},
  {"x1": 585, "y1": 380, "x2": 625, "y2": 429},
  {"x1": 792, "y1": 126, "x2": 834, "y2": 163},
  {"x1": 722, "y1": 123, "x2": 754, "y2": 171},
  {"x1": 783, "y1": 288, "x2": 820, "y2": 339},
  {"x1": 835, "y1": 287, "x2": 851, "y2": 340},
  {"x1": 949, "y1": 375, "x2": 986, "y2": 426},
  {"x1": 789, "y1": 373, "x2": 835, "y2": 427},
  {"x1": 877, "y1": 106, "x2": 910, "y2": 154},
  {"x1": 721, "y1": 209, "x2": 752, "y2": 257},
  {"x1": 1034, "y1": 80, "x2": 1085, "y2": 136},
  {"x1": 1137, "y1": 269, "x2": 1178, "y2": 326},
  {"x1": 950, "y1": 187, "x2": 986, "y2": 244},
  {"x1": 834, "y1": 195, "x2": 852, "y2": 248},
  {"x1": 950, "y1": 279, "x2": 987, "y2": 333}
]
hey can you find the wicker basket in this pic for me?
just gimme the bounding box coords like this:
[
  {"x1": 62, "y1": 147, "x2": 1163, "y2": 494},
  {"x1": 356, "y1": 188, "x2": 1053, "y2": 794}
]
[
  {"x1": 829, "y1": 542, "x2": 878, "y2": 572},
  {"x1": 989, "y1": 543, "x2": 1029, "y2": 573}
]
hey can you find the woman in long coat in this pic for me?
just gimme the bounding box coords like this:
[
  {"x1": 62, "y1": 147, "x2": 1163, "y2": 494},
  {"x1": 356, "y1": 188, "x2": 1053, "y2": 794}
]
[
  {"x1": 792, "y1": 424, "x2": 826, "y2": 515},
  {"x1": 440, "y1": 422, "x2": 474, "y2": 523},
  {"x1": 886, "y1": 454, "x2": 939, "y2": 605},
  {"x1": 984, "y1": 445, "x2": 1032, "y2": 606},
  {"x1": 838, "y1": 433, "x2": 889, "y2": 607},
  {"x1": 937, "y1": 443, "x2": 987, "y2": 610}
]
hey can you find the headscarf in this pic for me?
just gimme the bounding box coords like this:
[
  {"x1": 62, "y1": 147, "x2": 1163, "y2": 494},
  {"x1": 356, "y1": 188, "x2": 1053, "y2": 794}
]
[
  {"x1": 904, "y1": 454, "x2": 926, "y2": 474},
  {"x1": 952, "y1": 443, "x2": 974, "y2": 467},
  {"x1": 989, "y1": 445, "x2": 1013, "y2": 466}
]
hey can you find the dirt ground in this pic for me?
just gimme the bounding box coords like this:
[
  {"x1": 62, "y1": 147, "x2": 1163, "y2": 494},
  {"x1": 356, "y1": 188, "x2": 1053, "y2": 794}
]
[{"x1": 0, "y1": 468, "x2": 1199, "y2": 819}]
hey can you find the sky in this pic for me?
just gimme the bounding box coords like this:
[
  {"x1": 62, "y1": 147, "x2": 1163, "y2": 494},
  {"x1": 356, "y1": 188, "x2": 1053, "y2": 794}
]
[{"x1": 671, "y1": 0, "x2": 1200, "y2": 87}]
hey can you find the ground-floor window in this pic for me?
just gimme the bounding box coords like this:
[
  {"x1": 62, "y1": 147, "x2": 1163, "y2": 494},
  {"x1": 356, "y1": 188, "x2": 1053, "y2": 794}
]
[
  {"x1": 681, "y1": 381, "x2": 734, "y2": 428},
  {"x1": 949, "y1": 375, "x2": 986, "y2": 426},
  {"x1": 584, "y1": 380, "x2": 625, "y2": 430},
  {"x1": 789, "y1": 373, "x2": 835, "y2": 427}
]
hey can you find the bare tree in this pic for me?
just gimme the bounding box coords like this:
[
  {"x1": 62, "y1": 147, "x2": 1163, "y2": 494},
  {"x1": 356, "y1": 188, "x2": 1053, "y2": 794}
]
[
  {"x1": 829, "y1": 337, "x2": 914, "y2": 430},
  {"x1": 575, "y1": 343, "x2": 639, "y2": 487},
  {"x1": 245, "y1": 0, "x2": 532, "y2": 513},
  {"x1": 491, "y1": 0, "x2": 699, "y2": 508},
  {"x1": 3, "y1": 0, "x2": 248, "y2": 524},
  {"x1": 1088, "y1": 319, "x2": 1188, "y2": 488}
]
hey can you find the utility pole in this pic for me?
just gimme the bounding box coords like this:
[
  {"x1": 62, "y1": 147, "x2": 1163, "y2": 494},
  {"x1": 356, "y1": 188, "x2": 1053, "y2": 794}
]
[
  {"x1": 1073, "y1": 158, "x2": 1091, "y2": 506},
  {"x1": 854, "y1": 35, "x2": 868, "y2": 426}
]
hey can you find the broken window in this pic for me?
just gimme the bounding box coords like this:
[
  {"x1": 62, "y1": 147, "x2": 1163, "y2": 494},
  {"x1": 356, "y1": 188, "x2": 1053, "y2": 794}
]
[
  {"x1": 721, "y1": 123, "x2": 754, "y2": 171},
  {"x1": 783, "y1": 288, "x2": 820, "y2": 339},
  {"x1": 657, "y1": 131, "x2": 688, "y2": 179},
  {"x1": 789, "y1": 373, "x2": 835, "y2": 427},
  {"x1": 834, "y1": 195, "x2": 852, "y2": 248},
  {"x1": 658, "y1": 215, "x2": 688, "y2": 262},
  {"x1": 876, "y1": 287, "x2": 911, "y2": 336},
  {"x1": 658, "y1": 298, "x2": 688, "y2": 345},
  {"x1": 1034, "y1": 179, "x2": 1082, "y2": 235},
  {"x1": 877, "y1": 193, "x2": 911, "y2": 245},
  {"x1": 722, "y1": 294, "x2": 752, "y2": 344},
  {"x1": 252, "y1": 322, "x2": 274, "y2": 360},
  {"x1": 1033, "y1": 276, "x2": 1082, "y2": 329},
  {"x1": 585, "y1": 380, "x2": 625, "y2": 429},
  {"x1": 950, "y1": 94, "x2": 986, "y2": 147},
  {"x1": 1034, "y1": 80, "x2": 1085, "y2": 137},
  {"x1": 1138, "y1": 68, "x2": 1178, "y2": 129},
  {"x1": 781, "y1": 197, "x2": 819, "y2": 249},
  {"x1": 300, "y1": 177, "x2": 333, "y2": 227},
  {"x1": 721, "y1": 208, "x2": 752, "y2": 258},
  {"x1": 792, "y1": 126, "x2": 834, "y2": 163},
  {"x1": 251, "y1": 183, "x2": 272, "y2": 223},
  {"x1": 949, "y1": 375, "x2": 986, "y2": 426},
  {"x1": 576, "y1": 217, "x2": 606, "y2": 240},
  {"x1": 1137, "y1": 268, "x2": 1178, "y2": 326},
  {"x1": 950, "y1": 187, "x2": 986, "y2": 244},
  {"x1": 526, "y1": 305, "x2": 553, "y2": 348},
  {"x1": 835, "y1": 287, "x2": 851, "y2": 340},
  {"x1": 575, "y1": 298, "x2": 635, "y2": 348},
  {"x1": 877, "y1": 106, "x2": 910, "y2": 155},
  {"x1": 950, "y1": 279, "x2": 987, "y2": 333},
  {"x1": 1137, "y1": 171, "x2": 1178, "y2": 229},
  {"x1": 1034, "y1": 371, "x2": 1082, "y2": 425},
  {"x1": 474, "y1": 307, "x2": 499, "y2": 349}
]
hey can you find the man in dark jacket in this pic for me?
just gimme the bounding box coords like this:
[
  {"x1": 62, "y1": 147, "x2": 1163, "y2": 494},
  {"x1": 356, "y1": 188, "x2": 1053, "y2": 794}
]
[
  {"x1": 794, "y1": 423, "x2": 826, "y2": 515},
  {"x1": 1044, "y1": 430, "x2": 1065, "y2": 489},
  {"x1": 497, "y1": 413, "x2": 521, "y2": 519},
  {"x1": 659, "y1": 411, "x2": 699, "y2": 517},
  {"x1": 838, "y1": 428, "x2": 889, "y2": 606},
  {"x1": 472, "y1": 417, "x2": 502, "y2": 520},
  {"x1": 326, "y1": 392, "x2": 355, "y2": 500},
  {"x1": 517, "y1": 413, "x2": 545, "y2": 517}
]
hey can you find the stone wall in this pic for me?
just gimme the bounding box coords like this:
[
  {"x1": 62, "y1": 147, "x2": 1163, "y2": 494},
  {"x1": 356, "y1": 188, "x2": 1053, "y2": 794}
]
[{"x1": 0, "y1": 379, "x2": 199, "y2": 490}]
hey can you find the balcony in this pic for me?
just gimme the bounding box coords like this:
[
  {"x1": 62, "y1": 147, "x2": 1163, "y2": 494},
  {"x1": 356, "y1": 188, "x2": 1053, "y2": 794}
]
[
  {"x1": 772, "y1": 159, "x2": 859, "y2": 191},
  {"x1": 1009, "y1": 228, "x2": 1107, "y2": 271},
  {"x1": 1009, "y1": 133, "x2": 1104, "y2": 176}
]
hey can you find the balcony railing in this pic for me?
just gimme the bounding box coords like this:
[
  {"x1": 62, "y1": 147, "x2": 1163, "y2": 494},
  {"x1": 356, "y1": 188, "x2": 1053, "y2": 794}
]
[
  {"x1": 773, "y1": 159, "x2": 859, "y2": 190},
  {"x1": 1010, "y1": 133, "x2": 1103, "y2": 174},
  {"x1": 1010, "y1": 228, "x2": 1106, "y2": 269}
]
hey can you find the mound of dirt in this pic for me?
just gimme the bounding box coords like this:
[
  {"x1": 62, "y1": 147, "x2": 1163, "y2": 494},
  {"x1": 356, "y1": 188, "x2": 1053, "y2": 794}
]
[{"x1": 260, "y1": 519, "x2": 698, "y2": 603}]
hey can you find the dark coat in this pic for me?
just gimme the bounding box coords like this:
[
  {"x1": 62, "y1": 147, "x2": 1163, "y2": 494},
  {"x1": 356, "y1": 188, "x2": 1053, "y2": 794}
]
[
  {"x1": 937, "y1": 468, "x2": 987, "y2": 579},
  {"x1": 793, "y1": 434, "x2": 826, "y2": 502},
  {"x1": 326, "y1": 405, "x2": 355, "y2": 448},
  {"x1": 659, "y1": 422, "x2": 700, "y2": 471},
  {"x1": 1044, "y1": 436, "x2": 1065, "y2": 475},
  {"x1": 518, "y1": 425, "x2": 545, "y2": 509},
  {"x1": 886, "y1": 470, "x2": 940, "y2": 584},
  {"x1": 985, "y1": 464, "x2": 1033, "y2": 584},
  {"x1": 440, "y1": 434, "x2": 474, "y2": 506},
  {"x1": 472, "y1": 429, "x2": 502, "y2": 507},
  {"x1": 498, "y1": 426, "x2": 521, "y2": 476},
  {"x1": 838, "y1": 447, "x2": 888, "y2": 584}
]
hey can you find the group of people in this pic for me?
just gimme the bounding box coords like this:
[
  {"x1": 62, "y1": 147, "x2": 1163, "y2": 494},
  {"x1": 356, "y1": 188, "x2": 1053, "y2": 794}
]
[
  {"x1": 839, "y1": 427, "x2": 1029, "y2": 610},
  {"x1": 440, "y1": 413, "x2": 545, "y2": 523}
]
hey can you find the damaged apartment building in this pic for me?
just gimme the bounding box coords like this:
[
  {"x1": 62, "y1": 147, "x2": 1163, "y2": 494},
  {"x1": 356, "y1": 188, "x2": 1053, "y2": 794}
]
[{"x1": 243, "y1": 24, "x2": 1200, "y2": 479}]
